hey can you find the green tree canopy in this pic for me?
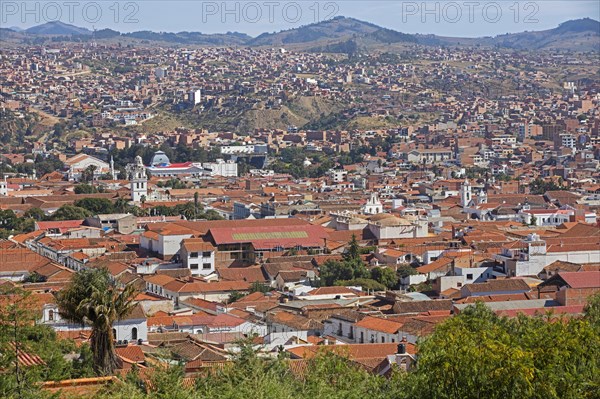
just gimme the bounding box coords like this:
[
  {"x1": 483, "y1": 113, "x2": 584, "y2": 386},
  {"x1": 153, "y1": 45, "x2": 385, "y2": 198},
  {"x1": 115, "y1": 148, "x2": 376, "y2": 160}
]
[
  {"x1": 51, "y1": 205, "x2": 92, "y2": 221},
  {"x1": 74, "y1": 198, "x2": 115, "y2": 214},
  {"x1": 402, "y1": 302, "x2": 600, "y2": 399},
  {"x1": 55, "y1": 268, "x2": 138, "y2": 376},
  {"x1": 370, "y1": 267, "x2": 399, "y2": 289}
]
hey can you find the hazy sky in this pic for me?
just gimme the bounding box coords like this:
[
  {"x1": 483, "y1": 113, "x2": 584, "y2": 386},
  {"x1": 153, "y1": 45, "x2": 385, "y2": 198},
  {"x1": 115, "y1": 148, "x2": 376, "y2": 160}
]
[{"x1": 4, "y1": 1, "x2": 600, "y2": 37}]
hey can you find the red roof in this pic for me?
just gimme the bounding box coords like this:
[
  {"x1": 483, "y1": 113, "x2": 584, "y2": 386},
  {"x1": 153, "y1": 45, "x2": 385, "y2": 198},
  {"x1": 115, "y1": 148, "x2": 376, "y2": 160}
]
[
  {"x1": 208, "y1": 225, "x2": 328, "y2": 249},
  {"x1": 159, "y1": 162, "x2": 194, "y2": 168},
  {"x1": 36, "y1": 220, "x2": 83, "y2": 233},
  {"x1": 559, "y1": 271, "x2": 600, "y2": 289}
]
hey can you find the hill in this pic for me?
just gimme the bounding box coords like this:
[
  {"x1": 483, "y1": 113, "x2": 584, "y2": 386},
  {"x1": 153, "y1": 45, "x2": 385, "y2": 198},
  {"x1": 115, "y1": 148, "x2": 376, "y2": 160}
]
[
  {"x1": 433, "y1": 18, "x2": 600, "y2": 51},
  {"x1": 490, "y1": 18, "x2": 600, "y2": 51},
  {"x1": 15, "y1": 17, "x2": 600, "y2": 52},
  {"x1": 122, "y1": 30, "x2": 251, "y2": 45},
  {"x1": 25, "y1": 21, "x2": 91, "y2": 35}
]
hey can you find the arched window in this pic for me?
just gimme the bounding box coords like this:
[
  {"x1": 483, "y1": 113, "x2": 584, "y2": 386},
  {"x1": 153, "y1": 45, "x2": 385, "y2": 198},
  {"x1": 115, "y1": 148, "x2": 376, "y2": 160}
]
[
  {"x1": 131, "y1": 327, "x2": 138, "y2": 341},
  {"x1": 112, "y1": 328, "x2": 117, "y2": 340}
]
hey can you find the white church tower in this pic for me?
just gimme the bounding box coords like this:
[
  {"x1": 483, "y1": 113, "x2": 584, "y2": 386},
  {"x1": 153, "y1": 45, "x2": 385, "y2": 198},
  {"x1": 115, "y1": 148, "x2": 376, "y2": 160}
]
[
  {"x1": 0, "y1": 177, "x2": 7, "y2": 196},
  {"x1": 127, "y1": 156, "x2": 147, "y2": 203},
  {"x1": 477, "y1": 189, "x2": 487, "y2": 205},
  {"x1": 460, "y1": 179, "x2": 472, "y2": 209},
  {"x1": 362, "y1": 192, "x2": 383, "y2": 215}
]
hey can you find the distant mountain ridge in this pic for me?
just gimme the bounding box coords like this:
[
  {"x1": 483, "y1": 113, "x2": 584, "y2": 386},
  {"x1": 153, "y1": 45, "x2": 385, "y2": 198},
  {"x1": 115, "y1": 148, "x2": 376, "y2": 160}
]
[
  {"x1": 7, "y1": 17, "x2": 600, "y2": 52},
  {"x1": 25, "y1": 21, "x2": 91, "y2": 35}
]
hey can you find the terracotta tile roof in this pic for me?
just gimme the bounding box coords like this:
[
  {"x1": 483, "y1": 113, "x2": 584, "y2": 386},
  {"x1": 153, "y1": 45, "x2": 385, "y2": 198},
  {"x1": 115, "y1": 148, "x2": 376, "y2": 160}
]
[
  {"x1": 115, "y1": 345, "x2": 145, "y2": 363},
  {"x1": 218, "y1": 266, "x2": 268, "y2": 282},
  {"x1": 463, "y1": 279, "x2": 531, "y2": 294},
  {"x1": 354, "y1": 316, "x2": 403, "y2": 334},
  {"x1": 267, "y1": 311, "x2": 323, "y2": 330},
  {"x1": 287, "y1": 342, "x2": 416, "y2": 360},
  {"x1": 144, "y1": 274, "x2": 176, "y2": 286},
  {"x1": 307, "y1": 286, "x2": 360, "y2": 296},
  {"x1": 558, "y1": 271, "x2": 600, "y2": 289}
]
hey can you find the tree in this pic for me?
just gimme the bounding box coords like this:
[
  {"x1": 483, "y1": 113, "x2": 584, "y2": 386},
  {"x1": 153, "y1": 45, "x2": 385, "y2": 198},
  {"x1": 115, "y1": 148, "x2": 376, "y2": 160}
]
[
  {"x1": 320, "y1": 260, "x2": 355, "y2": 286},
  {"x1": 81, "y1": 165, "x2": 97, "y2": 183},
  {"x1": 249, "y1": 281, "x2": 271, "y2": 294},
  {"x1": 55, "y1": 268, "x2": 138, "y2": 376},
  {"x1": 51, "y1": 205, "x2": 92, "y2": 221},
  {"x1": 344, "y1": 234, "x2": 361, "y2": 263},
  {"x1": 74, "y1": 184, "x2": 99, "y2": 194},
  {"x1": 370, "y1": 267, "x2": 398, "y2": 289},
  {"x1": 74, "y1": 198, "x2": 115, "y2": 214},
  {"x1": 227, "y1": 291, "x2": 245, "y2": 304},
  {"x1": 584, "y1": 292, "x2": 600, "y2": 328},
  {"x1": 402, "y1": 302, "x2": 600, "y2": 399},
  {"x1": 23, "y1": 207, "x2": 45, "y2": 221}
]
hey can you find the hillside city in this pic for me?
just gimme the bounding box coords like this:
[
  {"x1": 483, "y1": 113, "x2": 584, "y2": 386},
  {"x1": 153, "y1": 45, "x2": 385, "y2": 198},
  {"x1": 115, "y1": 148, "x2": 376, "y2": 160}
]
[{"x1": 0, "y1": 15, "x2": 599, "y2": 399}]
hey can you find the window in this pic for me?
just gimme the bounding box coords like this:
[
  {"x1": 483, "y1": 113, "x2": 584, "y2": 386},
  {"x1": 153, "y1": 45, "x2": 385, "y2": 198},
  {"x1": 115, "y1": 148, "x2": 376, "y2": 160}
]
[
  {"x1": 190, "y1": 263, "x2": 198, "y2": 270},
  {"x1": 48, "y1": 310, "x2": 54, "y2": 321},
  {"x1": 370, "y1": 335, "x2": 375, "y2": 344},
  {"x1": 203, "y1": 263, "x2": 211, "y2": 270},
  {"x1": 131, "y1": 327, "x2": 138, "y2": 341},
  {"x1": 190, "y1": 252, "x2": 199, "y2": 258},
  {"x1": 360, "y1": 332, "x2": 364, "y2": 343},
  {"x1": 457, "y1": 282, "x2": 462, "y2": 287},
  {"x1": 112, "y1": 328, "x2": 117, "y2": 340},
  {"x1": 466, "y1": 274, "x2": 473, "y2": 280},
  {"x1": 202, "y1": 251, "x2": 211, "y2": 258},
  {"x1": 349, "y1": 326, "x2": 354, "y2": 339},
  {"x1": 381, "y1": 336, "x2": 385, "y2": 343},
  {"x1": 337, "y1": 323, "x2": 343, "y2": 336}
]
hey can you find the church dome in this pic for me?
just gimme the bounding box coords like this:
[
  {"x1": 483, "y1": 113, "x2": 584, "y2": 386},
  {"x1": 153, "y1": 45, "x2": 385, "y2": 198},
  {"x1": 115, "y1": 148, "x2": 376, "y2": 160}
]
[{"x1": 150, "y1": 151, "x2": 170, "y2": 167}]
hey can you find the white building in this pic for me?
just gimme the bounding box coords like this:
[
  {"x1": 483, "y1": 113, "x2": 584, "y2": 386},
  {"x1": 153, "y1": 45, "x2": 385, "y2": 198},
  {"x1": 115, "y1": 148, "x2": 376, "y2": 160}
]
[
  {"x1": 0, "y1": 177, "x2": 7, "y2": 196},
  {"x1": 189, "y1": 89, "x2": 201, "y2": 105},
  {"x1": 64, "y1": 154, "x2": 110, "y2": 181},
  {"x1": 362, "y1": 192, "x2": 383, "y2": 215},
  {"x1": 180, "y1": 238, "x2": 216, "y2": 276},
  {"x1": 495, "y1": 233, "x2": 600, "y2": 277},
  {"x1": 203, "y1": 159, "x2": 237, "y2": 177},
  {"x1": 126, "y1": 155, "x2": 148, "y2": 203}
]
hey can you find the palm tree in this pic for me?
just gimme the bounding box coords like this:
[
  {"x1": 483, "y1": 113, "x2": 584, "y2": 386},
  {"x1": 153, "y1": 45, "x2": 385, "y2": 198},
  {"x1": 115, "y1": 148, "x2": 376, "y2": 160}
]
[
  {"x1": 78, "y1": 283, "x2": 137, "y2": 375},
  {"x1": 56, "y1": 269, "x2": 138, "y2": 376},
  {"x1": 193, "y1": 191, "x2": 199, "y2": 220},
  {"x1": 114, "y1": 197, "x2": 129, "y2": 213}
]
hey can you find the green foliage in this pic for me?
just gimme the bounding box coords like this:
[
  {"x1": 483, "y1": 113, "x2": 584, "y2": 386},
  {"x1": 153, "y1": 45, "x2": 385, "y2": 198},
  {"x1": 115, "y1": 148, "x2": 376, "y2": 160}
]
[
  {"x1": 74, "y1": 184, "x2": 101, "y2": 194},
  {"x1": 320, "y1": 235, "x2": 370, "y2": 287},
  {"x1": 51, "y1": 204, "x2": 92, "y2": 220},
  {"x1": 157, "y1": 178, "x2": 187, "y2": 189},
  {"x1": 528, "y1": 178, "x2": 566, "y2": 195},
  {"x1": 74, "y1": 198, "x2": 115, "y2": 214},
  {"x1": 249, "y1": 281, "x2": 272, "y2": 294},
  {"x1": 584, "y1": 292, "x2": 600, "y2": 328},
  {"x1": 227, "y1": 291, "x2": 245, "y2": 304},
  {"x1": 401, "y1": 302, "x2": 600, "y2": 399},
  {"x1": 55, "y1": 268, "x2": 138, "y2": 375},
  {"x1": 370, "y1": 267, "x2": 399, "y2": 289},
  {"x1": 0, "y1": 285, "x2": 94, "y2": 398},
  {"x1": 271, "y1": 147, "x2": 335, "y2": 178},
  {"x1": 23, "y1": 207, "x2": 45, "y2": 221},
  {"x1": 34, "y1": 155, "x2": 65, "y2": 177},
  {"x1": 397, "y1": 264, "x2": 418, "y2": 278},
  {"x1": 149, "y1": 202, "x2": 223, "y2": 221},
  {"x1": 0, "y1": 209, "x2": 35, "y2": 238}
]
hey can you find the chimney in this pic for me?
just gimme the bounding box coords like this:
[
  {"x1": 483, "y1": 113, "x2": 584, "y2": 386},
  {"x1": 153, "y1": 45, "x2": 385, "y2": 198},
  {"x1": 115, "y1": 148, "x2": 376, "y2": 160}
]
[{"x1": 397, "y1": 343, "x2": 406, "y2": 355}]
